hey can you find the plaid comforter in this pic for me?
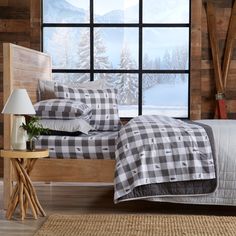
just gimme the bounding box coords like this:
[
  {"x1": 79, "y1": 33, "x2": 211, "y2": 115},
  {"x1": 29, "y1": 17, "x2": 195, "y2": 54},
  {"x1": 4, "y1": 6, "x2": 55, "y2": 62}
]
[{"x1": 114, "y1": 115, "x2": 217, "y2": 203}]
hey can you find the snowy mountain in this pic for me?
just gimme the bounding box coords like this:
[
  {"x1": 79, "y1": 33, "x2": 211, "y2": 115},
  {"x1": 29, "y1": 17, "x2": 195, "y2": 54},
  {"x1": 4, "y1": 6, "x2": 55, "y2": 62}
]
[
  {"x1": 44, "y1": 0, "x2": 189, "y2": 24},
  {"x1": 43, "y1": 0, "x2": 87, "y2": 23}
]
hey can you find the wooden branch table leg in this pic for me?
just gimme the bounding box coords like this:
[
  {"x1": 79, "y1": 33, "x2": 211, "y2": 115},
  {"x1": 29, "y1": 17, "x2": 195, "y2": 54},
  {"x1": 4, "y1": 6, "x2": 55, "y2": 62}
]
[
  {"x1": 5, "y1": 157, "x2": 46, "y2": 220},
  {"x1": 0, "y1": 149, "x2": 49, "y2": 220}
]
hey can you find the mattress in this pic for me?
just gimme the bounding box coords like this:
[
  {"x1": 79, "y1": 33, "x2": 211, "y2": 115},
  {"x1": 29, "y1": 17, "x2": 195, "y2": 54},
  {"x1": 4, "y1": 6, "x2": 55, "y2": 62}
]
[
  {"x1": 149, "y1": 120, "x2": 236, "y2": 206},
  {"x1": 36, "y1": 131, "x2": 118, "y2": 159}
]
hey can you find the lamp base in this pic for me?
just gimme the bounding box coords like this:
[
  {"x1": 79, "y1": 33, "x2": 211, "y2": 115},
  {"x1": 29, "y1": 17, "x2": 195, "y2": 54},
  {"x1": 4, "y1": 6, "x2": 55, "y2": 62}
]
[{"x1": 11, "y1": 115, "x2": 27, "y2": 150}]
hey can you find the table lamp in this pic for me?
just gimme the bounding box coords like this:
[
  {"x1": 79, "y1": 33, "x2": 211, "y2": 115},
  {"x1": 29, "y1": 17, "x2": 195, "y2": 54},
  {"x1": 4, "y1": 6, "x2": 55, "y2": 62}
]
[{"x1": 2, "y1": 89, "x2": 36, "y2": 150}]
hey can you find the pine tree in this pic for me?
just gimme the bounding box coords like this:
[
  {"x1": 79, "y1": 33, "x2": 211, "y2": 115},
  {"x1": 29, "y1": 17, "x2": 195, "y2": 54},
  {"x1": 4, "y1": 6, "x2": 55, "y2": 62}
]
[
  {"x1": 162, "y1": 50, "x2": 174, "y2": 84},
  {"x1": 77, "y1": 27, "x2": 112, "y2": 85},
  {"x1": 143, "y1": 53, "x2": 152, "y2": 90},
  {"x1": 142, "y1": 54, "x2": 162, "y2": 90},
  {"x1": 116, "y1": 44, "x2": 138, "y2": 105},
  {"x1": 94, "y1": 28, "x2": 113, "y2": 86},
  {"x1": 76, "y1": 27, "x2": 90, "y2": 83},
  {"x1": 171, "y1": 46, "x2": 188, "y2": 82},
  {"x1": 47, "y1": 27, "x2": 72, "y2": 70}
]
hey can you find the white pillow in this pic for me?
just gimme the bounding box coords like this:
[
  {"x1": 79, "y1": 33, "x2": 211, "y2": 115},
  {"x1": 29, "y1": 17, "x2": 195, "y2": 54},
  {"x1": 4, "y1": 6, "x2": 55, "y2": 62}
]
[{"x1": 39, "y1": 118, "x2": 94, "y2": 134}]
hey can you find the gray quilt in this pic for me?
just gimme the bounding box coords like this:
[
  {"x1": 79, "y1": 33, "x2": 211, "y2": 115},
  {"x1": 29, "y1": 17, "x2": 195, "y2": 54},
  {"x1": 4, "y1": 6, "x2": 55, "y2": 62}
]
[{"x1": 114, "y1": 115, "x2": 217, "y2": 203}]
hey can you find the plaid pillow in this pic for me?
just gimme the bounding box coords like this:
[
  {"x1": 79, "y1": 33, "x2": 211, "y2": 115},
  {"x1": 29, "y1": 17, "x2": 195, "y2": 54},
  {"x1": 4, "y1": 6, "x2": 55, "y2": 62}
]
[
  {"x1": 55, "y1": 85, "x2": 121, "y2": 131},
  {"x1": 34, "y1": 99, "x2": 92, "y2": 119}
]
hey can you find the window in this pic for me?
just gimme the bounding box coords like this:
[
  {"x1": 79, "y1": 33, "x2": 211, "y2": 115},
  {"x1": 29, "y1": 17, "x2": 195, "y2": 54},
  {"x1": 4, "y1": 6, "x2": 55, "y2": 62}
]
[{"x1": 42, "y1": 0, "x2": 190, "y2": 118}]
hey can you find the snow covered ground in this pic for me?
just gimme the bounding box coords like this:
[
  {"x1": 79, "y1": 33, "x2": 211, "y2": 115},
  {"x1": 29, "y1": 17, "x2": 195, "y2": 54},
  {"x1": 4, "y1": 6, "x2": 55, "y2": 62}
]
[
  {"x1": 118, "y1": 82, "x2": 189, "y2": 118},
  {"x1": 118, "y1": 105, "x2": 188, "y2": 118}
]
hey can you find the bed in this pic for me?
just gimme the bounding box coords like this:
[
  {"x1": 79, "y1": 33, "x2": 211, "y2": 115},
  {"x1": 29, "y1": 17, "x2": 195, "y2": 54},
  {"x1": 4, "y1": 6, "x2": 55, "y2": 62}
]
[
  {"x1": 2, "y1": 43, "x2": 116, "y2": 209},
  {"x1": 3, "y1": 43, "x2": 236, "y2": 209}
]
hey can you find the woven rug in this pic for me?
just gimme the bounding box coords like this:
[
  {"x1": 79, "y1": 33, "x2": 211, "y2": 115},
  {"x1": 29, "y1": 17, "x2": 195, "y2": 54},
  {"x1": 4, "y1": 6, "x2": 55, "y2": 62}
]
[{"x1": 34, "y1": 214, "x2": 236, "y2": 236}]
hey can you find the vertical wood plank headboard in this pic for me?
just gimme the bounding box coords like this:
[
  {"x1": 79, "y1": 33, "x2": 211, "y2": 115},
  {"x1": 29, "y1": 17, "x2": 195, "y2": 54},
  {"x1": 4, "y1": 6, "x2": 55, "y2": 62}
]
[{"x1": 3, "y1": 43, "x2": 52, "y2": 149}]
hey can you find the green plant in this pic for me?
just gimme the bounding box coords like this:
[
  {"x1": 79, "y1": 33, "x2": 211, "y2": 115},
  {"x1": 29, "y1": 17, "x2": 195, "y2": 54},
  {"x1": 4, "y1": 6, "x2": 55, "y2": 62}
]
[{"x1": 20, "y1": 116, "x2": 49, "y2": 141}]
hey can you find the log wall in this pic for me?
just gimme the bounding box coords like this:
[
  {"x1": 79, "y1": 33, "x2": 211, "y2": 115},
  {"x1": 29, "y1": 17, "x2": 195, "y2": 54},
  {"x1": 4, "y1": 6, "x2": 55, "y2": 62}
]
[
  {"x1": 197, "y1": 0, "x2": 236, "y2": 119},
  {"x1": 0, "y1": 0, "x2": 236, "y2": 176},
  {"x1": 0, "y1": 0, "x2": 40, "y2": 176}
]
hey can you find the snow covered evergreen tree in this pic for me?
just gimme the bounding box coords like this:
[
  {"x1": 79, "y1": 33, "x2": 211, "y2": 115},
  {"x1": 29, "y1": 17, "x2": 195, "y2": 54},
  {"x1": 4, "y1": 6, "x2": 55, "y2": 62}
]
[
  {"x1": 142, "y1": 54, "x2": 162, "y2": 90},
  {"x1": 46, "y1": 26, "x2": 80, "y2": 84},
  {"x1": 116, "y1": 44, "x2": 138, "y2": 105},
  {"x1": 77, "y1": 26, "x2": 112, "y2": 85},
  {"x1": 171, "y1": 46, "x2": 188, "y2": 82},
  {"x1": 162, "y1": 50, "x2": 174, "y2": 83},
  {"x1": 76, "y1": 27, "x2": 90, "y2": 83},
  {"x1": 94, "y1": 28, "x2": 113, "y2": 86},
  {"x1": 47, "y1": 27, "x2": 72, "y2": 70}
]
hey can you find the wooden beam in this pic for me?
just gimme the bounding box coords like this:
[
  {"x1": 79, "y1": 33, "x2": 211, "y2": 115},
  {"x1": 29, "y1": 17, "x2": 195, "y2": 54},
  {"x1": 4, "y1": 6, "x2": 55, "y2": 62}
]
[
  {"x1": 206, "y1": 1, "x2": 224, "y2": 93},
  {"x1": 222, "y1": 0, "x2": 236, "y2": 89},
  {"x1": 190, "y1": 0, "x2": 202, "y2": 120}
]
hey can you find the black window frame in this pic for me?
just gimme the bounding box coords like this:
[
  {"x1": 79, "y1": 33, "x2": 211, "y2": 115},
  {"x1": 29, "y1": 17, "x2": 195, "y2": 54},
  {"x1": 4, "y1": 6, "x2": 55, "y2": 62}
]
[{"x1": 41, "y1": 0, "x2": 191, "y2": 119}]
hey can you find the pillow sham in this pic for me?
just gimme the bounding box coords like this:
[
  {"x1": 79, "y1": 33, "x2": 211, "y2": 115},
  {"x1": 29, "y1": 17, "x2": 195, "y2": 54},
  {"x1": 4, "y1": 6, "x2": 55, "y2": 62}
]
[
  {"x1": 34, "y1": 99, "x2": 92, "y2": 119},
  {"x1": 39, "y1": 118, "x2": 93, "y2": 135},
  {"x1": 37, "y1": 79, "x2": 106, "y2": 101},
  {"x1": 54, "y1": 85, "x2": 121, "y2": 131}
]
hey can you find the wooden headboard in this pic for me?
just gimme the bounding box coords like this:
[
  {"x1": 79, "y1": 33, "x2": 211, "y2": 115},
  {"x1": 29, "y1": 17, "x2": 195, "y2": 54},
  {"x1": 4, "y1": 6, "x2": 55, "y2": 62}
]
[{"x1": 3, "y1": 43, "x2": 52, "y2": 149}]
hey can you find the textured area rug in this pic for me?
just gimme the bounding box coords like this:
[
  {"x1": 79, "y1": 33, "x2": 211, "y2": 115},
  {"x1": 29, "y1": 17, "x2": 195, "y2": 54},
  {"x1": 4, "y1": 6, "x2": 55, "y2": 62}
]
[{"x1": 34, "y1": 214, "x2": 236, "y2": 236}]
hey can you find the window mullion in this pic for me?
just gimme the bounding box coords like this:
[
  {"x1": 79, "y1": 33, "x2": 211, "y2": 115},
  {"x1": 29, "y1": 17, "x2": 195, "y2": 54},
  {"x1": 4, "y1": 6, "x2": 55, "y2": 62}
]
[
  {"x1": 138, "y1": 0, "x2": 143, "y2": 116},
  {"x1": 90, "y1": 0, "x2": 94, "y2": 81}
]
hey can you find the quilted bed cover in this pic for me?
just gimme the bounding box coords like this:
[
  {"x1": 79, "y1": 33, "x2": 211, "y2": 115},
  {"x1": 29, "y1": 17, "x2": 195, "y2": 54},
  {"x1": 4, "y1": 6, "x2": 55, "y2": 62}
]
[
  {"x1": 150, "y1": 120, "x2": 236, "y2": 206},
  {"x1": 114, "y1": 116, "x2": 217, "y2": 203}
]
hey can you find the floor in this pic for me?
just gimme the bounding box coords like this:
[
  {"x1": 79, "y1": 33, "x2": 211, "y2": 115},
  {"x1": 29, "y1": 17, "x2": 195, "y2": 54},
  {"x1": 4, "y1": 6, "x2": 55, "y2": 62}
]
[{"x1": 0, "y1": 180, "x2": 236, "y2": 236}]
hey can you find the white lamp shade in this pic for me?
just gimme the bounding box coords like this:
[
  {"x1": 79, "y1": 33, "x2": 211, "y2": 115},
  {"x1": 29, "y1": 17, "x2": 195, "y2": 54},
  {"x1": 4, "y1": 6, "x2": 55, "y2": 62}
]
[{"x1": 2, "y1": 89, "x2": 36, "y2": 115}]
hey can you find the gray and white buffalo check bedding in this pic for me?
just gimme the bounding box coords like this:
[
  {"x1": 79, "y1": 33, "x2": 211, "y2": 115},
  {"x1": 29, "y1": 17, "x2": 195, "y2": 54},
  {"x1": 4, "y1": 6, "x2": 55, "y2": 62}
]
[
  {"x1": 55, "y1": 85, "x2": 121, "y2": 131},
  {"x1": 34, "y1": 99, "x2": 92, "y2": 119},
  {"x1": 36, "y1": 131, "x2": 118, "y2": 159},
  {"x1": 114, "y1": 115, "x2": 217, "y2": 203}
]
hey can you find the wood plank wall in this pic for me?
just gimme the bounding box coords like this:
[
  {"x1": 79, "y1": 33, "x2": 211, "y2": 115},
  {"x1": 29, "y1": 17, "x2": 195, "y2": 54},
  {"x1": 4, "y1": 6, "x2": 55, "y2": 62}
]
[
  {"x1": 0, "y1": 0, "x2": 235, "y2": 176},
  {"x1": 199, "y1": 0, "x2": 236, "y2": 119},
  {"x1": 0, "y1": 0, "x2": 40, "y2": 176}
]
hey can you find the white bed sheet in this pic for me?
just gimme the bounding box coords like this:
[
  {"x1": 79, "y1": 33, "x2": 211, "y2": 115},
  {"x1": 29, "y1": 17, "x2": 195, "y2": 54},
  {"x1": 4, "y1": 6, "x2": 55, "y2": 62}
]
[{"x1": 150, "y1": 120, "x2": 236, "y2": 206}]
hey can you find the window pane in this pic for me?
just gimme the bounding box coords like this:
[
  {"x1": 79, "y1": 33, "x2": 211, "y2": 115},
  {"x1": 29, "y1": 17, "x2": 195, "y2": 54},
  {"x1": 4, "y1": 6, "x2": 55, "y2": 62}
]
[
  {"x1": 43, "y1": 27, "x2": 90, "y2": 69},
  {"x1": 143, "y1": 28, "x2": 189, "y2": 70},
  {"x1": 143, "y1": 0, "x2": 189, "y2": 23},
  {"x1": 43, "y1": 0, "x2": 89, "y2": 23},
  {"x1": 94, "y1": 73, "x2": 139, "y2": 117},
  {"x1": 142, "y1": 74, "x2": 188, "y2": 117},
  {"x1": 53, "y1": 73, "x2": 90, "y2": 84},
  {"x1": 94, "y1": 0, "x2": 139, "y2": 23},
  {"x1": 94, "y1": 28, "x2": 138, "y2": 70}
]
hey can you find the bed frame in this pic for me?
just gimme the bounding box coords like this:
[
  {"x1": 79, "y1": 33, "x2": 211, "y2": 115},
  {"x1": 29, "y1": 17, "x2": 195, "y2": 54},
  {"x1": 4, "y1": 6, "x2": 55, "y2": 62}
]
[{"x1": 2, "y1": 43, "x2": 115, "y2": 208}]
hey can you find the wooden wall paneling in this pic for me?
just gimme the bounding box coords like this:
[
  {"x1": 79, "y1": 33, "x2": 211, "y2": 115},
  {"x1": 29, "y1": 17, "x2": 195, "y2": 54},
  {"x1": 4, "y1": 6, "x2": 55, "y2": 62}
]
[
  {"x1": 0, "y1": 19, "x2": 30, "y2": 33},
  {"x1": 0, "y1": 0, "x2": 32, "y2": 177},
  {"x1": 0, "y1": 0, "x2": 8, "y2": 6},
  {"x1": 201, "y1": 0, "x2": 236, "y2": 118},
  {"x1": 190, "y1": 0, "x2": 202, "y2": 120},
  {"x1": 7, "y1": 0, "x2": 30, "y2": 8},
  {"x1": 30, "y1": 0, "x2": 41, "y2": 50},
  {"x1": 0, "y1": 6, "x2": 30, "y2": 19},
  {"x1": 206, "y1": 2, "x2": 224, "y2": 94}
]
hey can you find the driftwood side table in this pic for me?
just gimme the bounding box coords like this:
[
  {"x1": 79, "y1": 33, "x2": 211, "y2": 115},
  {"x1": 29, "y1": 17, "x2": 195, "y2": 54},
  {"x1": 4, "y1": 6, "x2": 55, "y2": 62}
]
[{"x1": 0, "y1": 149, "x2": 49, "y2": 220}]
